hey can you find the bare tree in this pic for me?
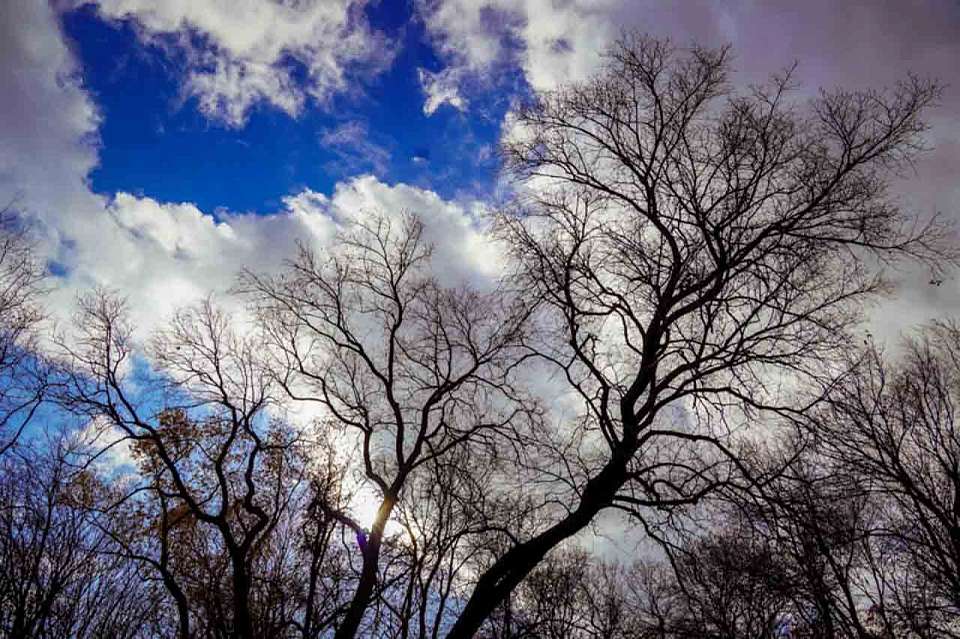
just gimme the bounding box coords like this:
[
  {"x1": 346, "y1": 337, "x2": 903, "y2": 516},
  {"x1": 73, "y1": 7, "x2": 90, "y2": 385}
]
[
  {"x1": 240, "y1": 211, "x2": 538, "y2": 638},
  {"x1": 658, "y1": 526, "x2": 793, "y2": 639},
  {"x1": 0, "y1": 205, "x2": 48, "y2": 456},
  {"x1": 509, "y1": 548, "x2": 622, "y2": 639},
  {"x1": 0, "y1": 438, "x2": 156, "y2": 638},
  {"x1": 807, "y1": 323, "x2": 960, "y2": 637},
  {"x1": 55, "y1": 293, "x2": 313, "y2": 638},
  {"x1": 471, "y1": 531, "x2": 791, "y2": 639},
  {"x1": 445, "y1": 33, "x2": 953, "y2": 637},
  {"x1": 723, "y1": 454, "x2": 878, "y2": 639}
]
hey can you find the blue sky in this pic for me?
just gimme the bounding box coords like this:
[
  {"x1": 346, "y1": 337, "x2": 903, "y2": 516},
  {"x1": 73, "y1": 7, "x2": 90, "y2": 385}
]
[{"x1": 62, "y1": 1, "x2": 519, "y2": 214}]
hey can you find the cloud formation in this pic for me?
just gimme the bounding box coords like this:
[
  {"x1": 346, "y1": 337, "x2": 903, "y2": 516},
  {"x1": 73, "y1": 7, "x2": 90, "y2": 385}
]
[
  {"x1": 415, "y1": 0, "x2": 616, "y2": 97},
  {"x1": 419, "y1": 0, "x2": 960, "y2": 339},
  {"x1": 4, "y1": 0, "x2": 960, "y2": 351},
  {"x1": 76, "y1": 0, "x2": 392, "y2": 126},
  {"x1": 417, "y1": 67, "x2": 467, "y2": 115},
  {"x1": 56, "y1": 177, "x2": 493, "y2": 338},
  {"x1": 417, "y1": 1, "x2": 960, "y2": 124},
  {"x1": 1, "y1": 0, "x2": 492, "y2": 341}
]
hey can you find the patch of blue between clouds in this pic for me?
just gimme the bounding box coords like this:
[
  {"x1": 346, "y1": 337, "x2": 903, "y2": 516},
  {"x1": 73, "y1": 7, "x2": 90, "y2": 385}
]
[{"x1": 60, "y1": 1, "x2": 529, "y2": 215}]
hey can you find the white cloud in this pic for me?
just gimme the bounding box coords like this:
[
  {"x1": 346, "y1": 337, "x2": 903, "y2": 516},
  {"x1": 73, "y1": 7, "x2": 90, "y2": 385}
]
[
  {"x1": 415, "y1": 0, "x2": 616, "y2": 105},
  {"x1": 1, "y1": 0, "x2": 496, "y2": 346},
  {"x1": 319, "y1": 120, "x2": 391, "y2": 176},
  {"x1": 418, "y1": 67, "x2": 467, "y2": 115},
  {"x1": 74, "y1": 0, "x2": 393, "y2": 126},
  {"x1": 66, "y1": 192, "x2": 334, "y2": 334},
  {"x1": 44, "y1": 175, "x2": 495, "y2": 340},
  {"x1": 415, "y1": 0, "x2": 514, "y2": 73},
  {"x1": 0, "y1": 1, "x2": 100, "y2": 222},
  {"x1": 322, "y1": 175, "x2": 501, "y2": 286}
]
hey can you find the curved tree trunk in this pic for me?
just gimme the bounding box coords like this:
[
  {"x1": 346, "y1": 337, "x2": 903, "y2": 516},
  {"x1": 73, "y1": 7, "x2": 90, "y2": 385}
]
[
  {"x1": 334, "y1": 494, "x2": 397, "y2": 639},
  {"x1": 446, "y1": 456, "x2": 629, "y2": 639}
]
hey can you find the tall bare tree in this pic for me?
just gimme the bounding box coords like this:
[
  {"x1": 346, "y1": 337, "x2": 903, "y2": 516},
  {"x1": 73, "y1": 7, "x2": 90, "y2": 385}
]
[
  {"x1": 445, "y1": 33, "x2": 953, "y2": 637},
  {"x1": 240, "y1": 211, "x2": 538, "y2": 638},
  {"x1": 807, "y1": 323, "x2": 960, "y2": 637}
]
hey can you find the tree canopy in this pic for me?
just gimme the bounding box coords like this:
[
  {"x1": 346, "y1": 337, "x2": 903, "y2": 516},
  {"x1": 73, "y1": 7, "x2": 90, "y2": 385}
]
[{"x1": 1, "y1": 34, "x2": 958, "y2": 639}]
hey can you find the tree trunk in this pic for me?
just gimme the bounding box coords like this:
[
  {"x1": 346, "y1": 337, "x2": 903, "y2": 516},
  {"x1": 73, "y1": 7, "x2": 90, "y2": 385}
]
[
  {"x1": 446, "y1": 457, "x2": 628, "y2": 639},
  {"x1": 334, "y1": 494, "x2": 397, "y2": 639},
  {"x1": 232, "y1": 559, "x2": 255, "y2": 639},
  {"x1": 160, "y1": 571, "x2": 191, "y2": 639}
]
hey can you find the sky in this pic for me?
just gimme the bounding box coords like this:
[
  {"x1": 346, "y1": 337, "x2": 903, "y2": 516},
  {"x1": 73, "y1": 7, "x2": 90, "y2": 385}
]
[{"x1": 2, "y1": 0, "x2": 960, "y2": 341}]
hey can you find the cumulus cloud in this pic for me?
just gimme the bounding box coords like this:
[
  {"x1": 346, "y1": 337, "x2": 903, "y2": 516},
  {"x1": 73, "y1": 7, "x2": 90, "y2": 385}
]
[
  {"x1": 325, "y1": 175, "x2": 500, "y2": 285},
  {"x1": 1, "y1": 0, "x2": 494, "y2": 344},
  {"x1": 6, "y1": 0, "x2": 959, "y2": 354},
  {"x1": 47, "y1": 177, "x2": 494, "y2": 339},
  {"x1": 0, "y1": 1, "x2": 100, "y2": 221},
  {"x1": 420, "y1": 0, "x2": 960, "y2": 340},
  {"x1": 74, "y1": 0, "x2": 393, "y2": 126},
  {"x1": 69, "y1": 192, "x2": 330, "y2": 334}
]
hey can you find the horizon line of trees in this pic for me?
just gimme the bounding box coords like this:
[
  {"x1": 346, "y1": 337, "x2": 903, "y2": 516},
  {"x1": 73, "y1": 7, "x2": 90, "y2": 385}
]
[{"x1": 1, "y1": 33, "x2": 959, "y2": 638}]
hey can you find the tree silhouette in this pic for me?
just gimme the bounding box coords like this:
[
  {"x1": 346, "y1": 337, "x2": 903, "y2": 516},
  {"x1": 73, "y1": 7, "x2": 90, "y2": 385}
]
[{"x1": 447, "y1": 33, "x2": 952, "y2": 638}]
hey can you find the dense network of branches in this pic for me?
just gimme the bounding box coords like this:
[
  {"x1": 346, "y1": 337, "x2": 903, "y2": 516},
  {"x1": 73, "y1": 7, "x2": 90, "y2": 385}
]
[{"x1": 1, "y1": 34, "x2": 959, "y2": 639}]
